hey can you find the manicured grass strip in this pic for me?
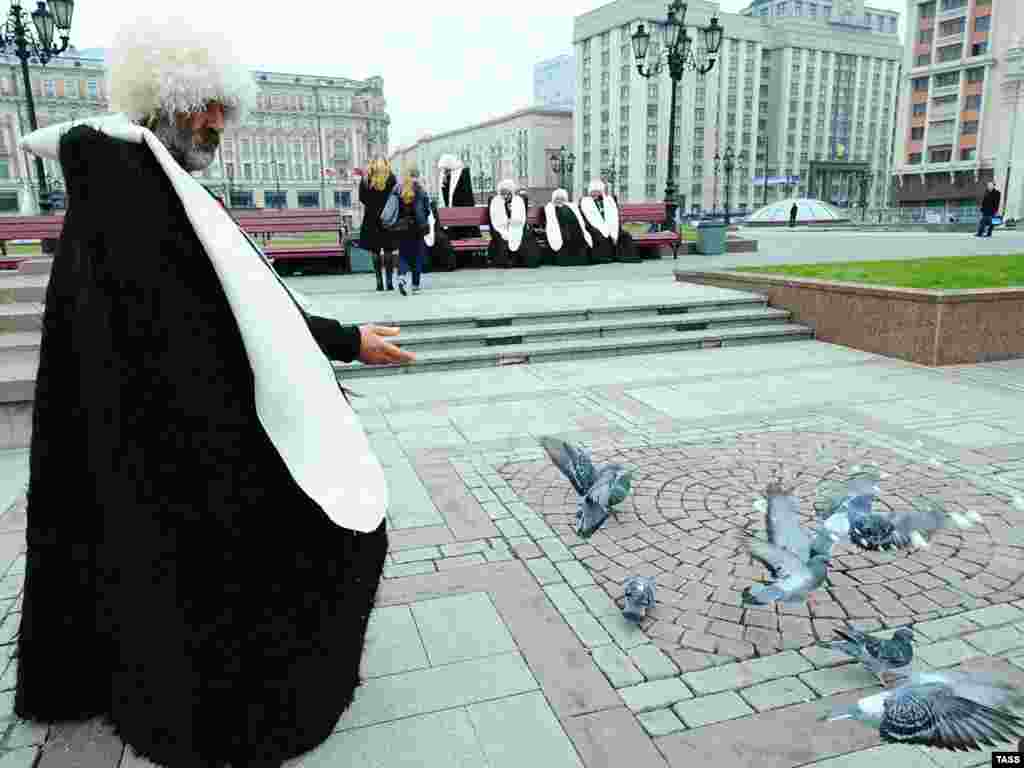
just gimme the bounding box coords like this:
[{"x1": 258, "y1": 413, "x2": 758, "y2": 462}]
[{"x1": 729, "y1": 254, "x2": 1024, "y2": 290}]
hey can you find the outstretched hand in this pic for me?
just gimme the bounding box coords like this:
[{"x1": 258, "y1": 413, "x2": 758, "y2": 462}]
[{"x1": 358, "y1": 325, "x2": 416, "y2": 365}]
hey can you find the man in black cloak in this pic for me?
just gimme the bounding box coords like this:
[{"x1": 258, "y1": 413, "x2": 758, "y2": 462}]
[
  {"x1": 14, "y1": 15, "x2": 414, "y2": 768},
  {"x1": 579, "y1": 179, "x2": 639, "y2": 264},
  {"x1": 486, "y1": 179, "x2": 541, "y2": 268},
  {"x1": 437, "y1": 153, "x2": 482, "y2": 259},
  {"x1": 539, "y1": 188, "x2": 592, "y2": 267}
]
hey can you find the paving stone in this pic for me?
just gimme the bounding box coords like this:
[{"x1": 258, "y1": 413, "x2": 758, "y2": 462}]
[
  {"x1": 637, "y1": 708, "x2": 686, "y2": 737},
  {"x1": 563, "y1": 706, "x2": 673, "y2": 768},
  {"x1": 390, "y1": 545, "x2": 442, "y2": 564},
  {"x1": 480, "y1": 500, "x2": 511, "y2": 521},
  {"x1": 512, "y1": 540, "x2": 544, "y2": 560},
  {"x1": 574, "y1": 585, "x2": 621, "y2": 618},
  {"x1": 683, "y1": 661, "x2": 758, "y2": 695},
  {"x1": 799, "y1": 645, "x2": 852, "y2": 668},
  {"x1": 485, "y1": 543, "x2": 516, "y2": 562},
  {"x1": 916, "y1": 638, "x2": 986, "y2": 669},
  {"x1": 412, "y1": 592, "x2": 517, "y2": 666},
  {"x1": 598, "y1": 614, "x2": 650, "y2": 650},
  {"x1": 495, "y1": 518, "x2": 528, "y2": 538},
  {"x1": 809, "y1": 744, "x2": 938, "y2": 768},
  {"x1": 799, "y1": 664, "x2": 881, "y2": 696},
  {"x1": 564, "y1": 611, "x2": 614, "y2": 649},
  {"x1": 468, "y1": 691, "x2": 583, "y2": 768},
  {"x1": 519, "y1": 515, "x2": 557, "y2": 541},
  {"x1": 471, "y1": 487, "x2": 498, "y2": 503},
  {"x1": 555, "y1": 560, "x2": 596, "y2": 588},
  {"x1": 544, "y1": 583, "x2": 587, "y2": 616},
  {"x1": 441, "y1": 541, "x2": 489, "y2": 558},
  {"x1": 592, "y1": 645, "x2": 646, "y2": 688},
  {"x1": 438, "y1": 554, "x2": 488, "y2": 570},
  {"x1": 384, "y1": 561, "x2": 436, "y2": 579},
  {"x1": 738, "y1": 676, "x2": 817, "y2": 712},
  {"x1": 0, "y1": 750, "x2": 37, "y2": 768},
  {"x1": 527, "y1": 558, "x2": 565, "y2": 586},
  {"x1": 963, "y1": 626, "x2": 1024, "y2": 655},
  {"x1": 336, "y1": 652, "x2": 537, "y2": 731},
  {"x1": 912, "y1": 615, "x2": 981, "y2": 642},
  {"x1": 537, "y1": 537, "x2": 573, "y2": 562},
  {"x1": 628, "y1": 644, "x2": 680, "y2": 681},
  {"x1": 917, "y1": 744, "x2": 1008, "y2": 767},
  {"x1": 361, "y1": 605, "x2": 429, "y2": 678},
  {"x1": 618, "y1": 678, "x2": 693, "y2": 713},
  {"x1": 4, "y1": 720, "x2": 46, "y2": 749},
  {"x1": 960, "y1": 604, "x2": 1024, "y2": 627},
  {"x1": 744, "y1": 651, "x2": 814, "y2": 680},
  {"x1": 672, "y1": 691, "x2": 754, "y2": 728}
]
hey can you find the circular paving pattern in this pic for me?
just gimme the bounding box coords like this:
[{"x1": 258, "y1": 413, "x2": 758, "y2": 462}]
[{"x1": 498, "y1": 431, "x2": 1024, "y2": 670}]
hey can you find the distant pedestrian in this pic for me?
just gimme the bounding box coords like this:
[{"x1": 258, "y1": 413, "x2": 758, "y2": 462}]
[
  {"x1": 393, "y1": 164, "x2": 431, "y2": 295},
  {"x1": 976, "y1": 181, "x2": 1001, "y2": 238},
  {"x1": 789, "y1": 202, "x2": 798, "y2": 228},
  {"x1": 359, "y1": 157, "x2": 398, "y2": 291}
]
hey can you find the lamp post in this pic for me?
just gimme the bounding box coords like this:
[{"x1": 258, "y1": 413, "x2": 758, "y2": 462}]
[
  {"x1": 474, "y1": 169, "x2": 492, "y2": 203},
  {"x1": 631, "y1": 0, "x2": 723, "y2": 230},
  {"x1": 759, "y1": 134, "x2": 769, "y2": 207},
  {"x1": 722, "y1": 146, "x2": 735, "y2": 226},
  {"x1": 0, "y1": 0, "x2": 75, "y2": 216},
  {"x1": 712, "y1": 150, "x2": 720, "y2": 216},
  {"x1": 859, "y1": 170, "x2": 870, "y2": 221},
  {"x1": 550, "y1": 145, "x2": 575, "y2": 197},
  {"x1": 602, "y1": 149, "x2": 619, "y2": 198}
]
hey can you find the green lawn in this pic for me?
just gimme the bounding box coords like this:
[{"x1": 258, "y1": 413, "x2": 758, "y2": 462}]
[{"x1": 731, "y1": 254, "x2": 1024, "y2": 290}]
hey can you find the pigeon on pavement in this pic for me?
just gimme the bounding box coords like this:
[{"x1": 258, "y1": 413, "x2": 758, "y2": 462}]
[
  {"x1": 761, "y1": 481, "x2": 836, "y2": 564},
  {"x1": 822, "y1": 670, "x2": 1024, "y2": 752},
  {"x1": 818, "y1": 626, "x2": 915, "y2": 683},
  {"x1": 622, "y1": 575, "x2": 656, "y2": 623},
  {"x1": 540, "y1": 437, "x2": 633, "y2": 539}
]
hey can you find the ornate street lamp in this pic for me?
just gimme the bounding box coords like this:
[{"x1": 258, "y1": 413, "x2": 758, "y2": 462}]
[
  {"x1": 1, "y1": 0, "x2": 75, "y2": 215},
  {"x1": 632, "y1": 0, "x2": 723, "y2": 229},
  {"x1": 474, "y1": 169, "x2": 492, "y2": 204},
  {"x1": 550, "y1": 145, "x2": 575, "y2": 197},
  {"x1": 758, "y1": 135, "x2": 769, "y2": 207},
  {"x1": 859, "y1": 170, "x2": 870, "y2": 221},
  {"x1": 712, "y1": 150, "x2": 721, "y2": 216},
  {"x1": 602, "y1": 148, "x2": 619, "y2": 198},
  {"x1": 722, "y1": 146, "x2": 735, "y2": 226}
]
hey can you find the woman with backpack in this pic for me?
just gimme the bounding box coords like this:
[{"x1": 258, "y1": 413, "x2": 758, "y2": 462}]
[
  {"x1": 359, "y1": 158, "x2": 399, "y2": 291},
  {"x1": 382, "y1": 164, "x2": 431, "y2": 296}
]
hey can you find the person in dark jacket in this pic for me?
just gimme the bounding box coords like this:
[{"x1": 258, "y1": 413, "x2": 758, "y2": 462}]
[
  {"x1": 393, "y1": 164, "x2": 431, "y2": 295},
  {"x1": 539, "y1": 187, "x2": 592, "y2": 266},
  {"x1": 359, "y1": 157, "x2": 398, "y2": 290},
  {"x1": 977, "y1": 182, "x2": 1001, "y2": 238},
  {"x1": 487, "y1": 179, "x2": 541, "y2": 268},
  {"x1": 437, "y1": 153, "x2": 481, "y2": 243},
  {"x1": 425, "y1": 197, "x2": 455, "y2": 271},
  {"x1": 579, "y1": 179, "x2": 638, "y2": 264},
  {"x1": 789, "y1": 202, "x2": 798, "y2": 228}
]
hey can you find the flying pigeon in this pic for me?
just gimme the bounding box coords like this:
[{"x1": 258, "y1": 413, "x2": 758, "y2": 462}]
[
  {"x1": 822, "y1": 670, "x2": 1024, "y2": 752},
  {"x1": 816, "y1": 469, "x2": 981, "y2": 551},
  {"x1": 540, "y1": 437, "x2": 633, "y2": 539},
  {"x1": 760, "y1": 481, "x2": 836, "y2": 564},
  {"x1": 622, "y1": 575, "x2": 656, "y2": 623},
  {"x1": 818, "y1": 626, "x2": 915, "y2": 683}
]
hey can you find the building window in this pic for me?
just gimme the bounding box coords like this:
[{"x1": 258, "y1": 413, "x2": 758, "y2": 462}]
[
  {"x1": 966, "y1": 67, "x2": 984, "y2": 82},
  {"x1": 334, "y1": 190, "x2": 352, "y2": 208},
  {"x1": 974, "y1": 15, "x2": 990, "y2": 32},
  {"x1": 265, "y1": 190, "x2": 286, "y2": 208},
  {"x1": 964, "y1": 94, "x2": 981, "y2": 110},
  {"x1": 243, "y1": 163, "x2": 252, "y2": 179},
  {"x1": 919, "y1": 1, "x2": 935, "y2": 18},
  {"x1": 934, "y1": 71, "x2": 959, "y2": 88},
  {"x1": 938, "y1": 45, "x2": 962, "y2": 63},
  {"x1": 939, "y1": 17, "x2": 965, "y2": 36},
  {"x1": 297, "y1": 191, "x2": 320, "y2": 208},
  {"x1": 929, "y1": 147, "x2": 952, "y2": 162},
  {"x1": 43, "y1": 79, "x2": 56, "y2": 97},
  {"x1": 911, "y1": 127, "x2": 924, "y2": 140},
  {"x1": 915, "y1": 54, "x2": 931, "y2": 67},
  {"x1": 0, "y1": 191, "x2": 17, "y2": 212},
  {"x1": 961, "y1": 148, "x2": 976, "y2": 161},
  {"x1": 908, "y1": 152, "x2": 922, "y2": 165},
  {"x1": 971, "y1": 42, "x2": 988, "y2": 57},
  {"x1": 961, "y1": 121, "x2": 978, "y2": 135},
  {"x1": 912, "y1": 77, "x2": 929, "y2": 92}
]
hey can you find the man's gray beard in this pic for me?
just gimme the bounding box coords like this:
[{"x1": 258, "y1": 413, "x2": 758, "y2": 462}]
[{"x1": 150, "y1": 114, "x2": 220, "y2": 172}]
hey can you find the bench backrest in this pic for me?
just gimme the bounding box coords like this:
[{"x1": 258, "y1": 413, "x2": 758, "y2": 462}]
[
  {"x1": 0, "y1": 215, "x2": 66, "y2": 240},
  {"x1": 230, "y1": 209, "x2": 341, "y2": 234},
  {"x1": 619, "y1": 203, "x2": 668, "y2": 223}
]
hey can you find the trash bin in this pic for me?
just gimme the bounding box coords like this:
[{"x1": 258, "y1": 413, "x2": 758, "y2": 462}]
[
  {"x1": 695, "y1": 219, "x2": 727, "y2": 256},
  {"x1": 348, "y1": 240, "x2": 375, "y2": 274}
]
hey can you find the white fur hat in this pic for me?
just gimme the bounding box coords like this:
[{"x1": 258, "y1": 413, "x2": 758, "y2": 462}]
[
  {"x1": 438, "y1": 154, "x2": 462, "y2": 170},
  {"x1": 497, "y1": 178, "x2": 517, "y2": 194},
  {"x1": 551, "y1": 188, "x2": 569, "y2": 203},
  {"x1": 107, "y1": 15, "x2": 259, "y2": 125},
  {"x1": 588, "y1": 179, "x2": 606, "y2": 194}
]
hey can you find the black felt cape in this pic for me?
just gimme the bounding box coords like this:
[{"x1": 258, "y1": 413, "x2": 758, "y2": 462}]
[{"x1": 15, "y1": 125, "x2": 388, "y2": 767}]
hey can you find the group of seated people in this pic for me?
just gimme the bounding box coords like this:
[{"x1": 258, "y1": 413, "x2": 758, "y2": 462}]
[{"x1": 429, "y1": 175, "x2": 644, "y2": 270}]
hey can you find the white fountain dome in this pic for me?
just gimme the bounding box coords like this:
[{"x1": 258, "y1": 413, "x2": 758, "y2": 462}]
[{"x1": 745, "y1": 198, "x2": 851, "y2": 225}]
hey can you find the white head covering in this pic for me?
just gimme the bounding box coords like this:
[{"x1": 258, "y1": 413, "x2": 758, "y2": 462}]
[
  {"x1": 438, "y1": 154, "x2": 462, "y2": 171},
  {"x1": 551, "y1": 188, "x2": 569, "y2": 203},
  {"x1": 588, "y1": 179, "x2": 606, "y2": 194},
  {"x1": 106, "y1": 15, "x2": 258, "y2": 126},
  {"x1": 497, "y1": 178, "x2": 517, "y2": 194}
]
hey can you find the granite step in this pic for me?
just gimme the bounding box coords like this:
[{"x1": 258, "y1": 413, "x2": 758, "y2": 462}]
[
  {"x1": 393, "y1": 306, "x2": 793, "y2": 352},
  {"x1": 0, "y1": 275, "x2": 48, "y2": 303},
  {"x1": 334, "y1": 323, "x2": 815, "y2": 379},
  {"x1": 0, "y1": 303, "x2": 43, "y2": 333}
]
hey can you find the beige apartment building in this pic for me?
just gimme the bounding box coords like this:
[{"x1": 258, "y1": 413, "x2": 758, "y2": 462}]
[
  {"x1": 572, "y1": 0, "x2": 902, "y2": 213},
  {"x1": 892, "y1": 0, "x2": 1023, "y2": 221},
  {"x1": 0, "y1": 48, "x2": 389, "y2": 227}
]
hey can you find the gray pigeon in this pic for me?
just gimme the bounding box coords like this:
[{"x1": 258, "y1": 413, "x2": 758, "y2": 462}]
[
  {"x1": 823, "y1": 670, "x2": 1024, "y2": 752},
  {"x1": 816, "y1": 469, "x2": 981, "y2": 551},
  {"x1": 540, "y1": 437, "x2": 633, "y2": 539},
  {"x1": 761, "y1": 481, "x2": 836, "y2": 565},
  {"x1": 623, "y1": 576, "x2": 656, "y2": 623},
  {"x1": 818, "y1": 626, "x2": 915, "y2": 683},
  {"x1": 740, "y1": 534, "x2": 830, "y2": 606}
]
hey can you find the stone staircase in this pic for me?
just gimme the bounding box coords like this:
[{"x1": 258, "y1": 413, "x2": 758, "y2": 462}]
[{"x1": 0, "y1": 259, "x2": 815, "y2": 446}]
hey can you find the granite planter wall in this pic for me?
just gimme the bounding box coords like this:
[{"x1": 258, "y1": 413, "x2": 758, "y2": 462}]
[{"x1": 673, "y1": 269, "x2": 1024, "y2": 366}]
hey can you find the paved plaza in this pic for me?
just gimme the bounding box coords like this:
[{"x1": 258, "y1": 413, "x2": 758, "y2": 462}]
[{"x1": 0, "y1": 237, "x2": 1023, "y2": 767}]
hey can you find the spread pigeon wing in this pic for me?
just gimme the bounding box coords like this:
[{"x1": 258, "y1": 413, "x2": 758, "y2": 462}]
[
  {"x1": 765, "y1": 485, "x2": 810, "y2": 562},
  {"x1": 815, "y1": 470, "x2": 881, "y2": 519},
  {"x1": 540, "y1": 437, "x2": 597, "y2": 496},
  {"x1": 880, "y1": 685, "x2": 1024, "y2": 750},
  {"x1": 741, "y1": 534, "x2": 806, "y2": 580}
]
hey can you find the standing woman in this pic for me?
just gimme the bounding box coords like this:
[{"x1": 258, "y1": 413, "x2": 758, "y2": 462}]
[
  {"x1": 394, "y1": 164, "x2": 431, "y2": 295},
  {"x1": 359, "y1": 158, "x2": 398, "y2": 291}
]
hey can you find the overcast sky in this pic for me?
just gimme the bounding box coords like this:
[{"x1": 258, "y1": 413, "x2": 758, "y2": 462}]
[{"x1": 70, "y1": 0, "x2": 905, "y2": 149}]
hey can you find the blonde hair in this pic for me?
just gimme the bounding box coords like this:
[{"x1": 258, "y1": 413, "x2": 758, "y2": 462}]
[
  {"x1": 368, "y1": 158, "x2": 391, "y2": 192},
  {"x1": 401, "y1": 163, "x2": 419, "y2": 204}
]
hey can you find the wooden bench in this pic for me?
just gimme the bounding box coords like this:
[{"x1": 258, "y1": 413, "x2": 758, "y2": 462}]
[
  {"x1": 230, "y1": 209, "x2": 346, "y2": 275},
  {"x1": 436, "y1": 201, "x2": 681, "y2": 265},
  {"x1": 0, "y1": 215, "x2": 65, "y2": 270}
]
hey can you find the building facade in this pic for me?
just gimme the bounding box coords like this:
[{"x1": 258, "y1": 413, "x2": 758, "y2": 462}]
[
  {"x1": 572, "y1": 0, "x2": 901, "y2": 213},
  {"x1": 388, "y1": 107, "x2": 573, "y2": 203},
  {"x1": 534, "y1": 55, "x2": 576, "y2": 109},
  {"x1": 0, "y1": 48, "x2": 389, "y2": 226},
  {"x1": 892, "y1": 0, "x2": 1022, "y2": 221}
]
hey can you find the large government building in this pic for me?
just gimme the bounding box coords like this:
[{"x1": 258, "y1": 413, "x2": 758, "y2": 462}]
[
  {"x1": 0, "y1": 47, "x2": 389, "y2": 227},
  {"x1": 892, "y1": 0, "x2": 1022, "y2": 221},
  {"x1": 572, "y1": 0, "x2": 902, "y2": 213}
]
